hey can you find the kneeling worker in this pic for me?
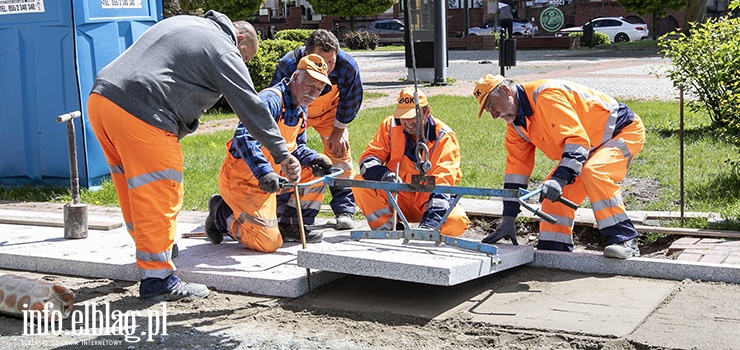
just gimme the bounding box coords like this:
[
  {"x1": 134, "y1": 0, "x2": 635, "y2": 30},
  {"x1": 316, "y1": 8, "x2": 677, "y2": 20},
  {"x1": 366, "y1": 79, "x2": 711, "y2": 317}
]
[
  {"x1": 205, "y1": 54, "x2": 335, "y2": 252},
  {"x1": 353, "y1": 87, "x2": 470, "y2": 236}
]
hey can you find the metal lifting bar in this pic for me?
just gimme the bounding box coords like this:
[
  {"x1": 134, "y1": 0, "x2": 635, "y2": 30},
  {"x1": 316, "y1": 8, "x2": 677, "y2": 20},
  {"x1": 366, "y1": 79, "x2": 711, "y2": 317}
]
[{"x1": 286, "y1": 169, "x2": 578, "y2": 256}]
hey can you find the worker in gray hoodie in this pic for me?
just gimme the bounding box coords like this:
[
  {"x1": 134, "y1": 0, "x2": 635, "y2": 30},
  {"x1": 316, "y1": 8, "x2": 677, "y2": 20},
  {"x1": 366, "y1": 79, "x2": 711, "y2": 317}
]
[{"x1": 87, "y1": 10, "x2": 301, "y2": 302}]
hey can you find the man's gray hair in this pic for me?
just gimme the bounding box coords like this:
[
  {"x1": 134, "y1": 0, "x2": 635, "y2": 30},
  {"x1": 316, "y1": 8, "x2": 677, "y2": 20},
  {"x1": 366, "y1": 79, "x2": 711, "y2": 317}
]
[{"x1": 493, "y1": 79, "x2": 516, "y2": 95}]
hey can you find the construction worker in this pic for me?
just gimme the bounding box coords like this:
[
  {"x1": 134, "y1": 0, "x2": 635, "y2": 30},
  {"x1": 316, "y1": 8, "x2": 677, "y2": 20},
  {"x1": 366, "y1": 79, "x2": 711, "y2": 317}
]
[
  {"x1": 205, "y1": 54, "x2": 334, "y2": 251},
  {"x1": 473, "y1": 74, "x2": 645, "y2": 258},
  {"x1": 270, "y1": 29, "x2": 362, "y2": 230},
  {"x1": 353, "y1": 87, "x2": 470, "y2": 236},
  {"x1": 87, "y1": 11, "x2": 301, "y2": 302}
]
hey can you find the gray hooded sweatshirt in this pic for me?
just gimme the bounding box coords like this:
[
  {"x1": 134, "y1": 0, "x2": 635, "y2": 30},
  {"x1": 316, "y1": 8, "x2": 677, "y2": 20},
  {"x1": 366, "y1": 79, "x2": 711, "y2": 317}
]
[{"x1": 91, "y1": 10, "x2": 289, "y2": 164}]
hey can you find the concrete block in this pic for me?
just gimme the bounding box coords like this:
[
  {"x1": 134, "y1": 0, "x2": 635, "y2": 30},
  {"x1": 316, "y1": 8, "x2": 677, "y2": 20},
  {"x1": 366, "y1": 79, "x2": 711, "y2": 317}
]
[
  {"x1": 297, "y1": 236, "x2": 534, "y2": 286},
  {"x1": 533, "y1": 250, "x2": 740, "y2": 284},
  {"x1": 0, "y1": 219, "x2": 346, "y2": 299}
]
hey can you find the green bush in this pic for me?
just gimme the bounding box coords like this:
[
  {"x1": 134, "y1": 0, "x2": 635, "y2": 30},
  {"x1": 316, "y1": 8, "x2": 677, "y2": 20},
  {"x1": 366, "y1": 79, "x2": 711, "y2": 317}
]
[
  {"x1": 248, "y1": 39, "x2": 303, "y2": 91},
  {"x1": 343, "y1": 31, "x2": 379, "y2": 50},
  {"x1": 274, "y1": 29, "x2": 314, "y2": 43},
  {"x1": 658, "y1": 17, "x2": 740, "y2": 133},
  {"x1": 568, "y1": 31, "x2": 610, "y2": 46}
]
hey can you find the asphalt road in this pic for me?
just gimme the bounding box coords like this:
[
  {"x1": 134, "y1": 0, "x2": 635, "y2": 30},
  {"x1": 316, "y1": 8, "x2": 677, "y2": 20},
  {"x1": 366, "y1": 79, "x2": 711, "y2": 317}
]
[{"x1": 352, "y1": 46, "x2": 679, "y2": 102}]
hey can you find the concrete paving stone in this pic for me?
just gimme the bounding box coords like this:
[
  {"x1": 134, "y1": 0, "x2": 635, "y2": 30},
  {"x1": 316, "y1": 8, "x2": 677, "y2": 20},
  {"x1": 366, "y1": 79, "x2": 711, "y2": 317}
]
[
  {"x1": 461, "y1": 274, "x2": 676, "y2": 337},
  {"x1": 672, "y1": 237, "x2": 702, "y2": 245},
  {"x1": 532, "y1": 250, "x2": 740, "y2": 284},
  {"x1": 0, "y1": 218, "x2": 348, "y2": 299},
  {"x1": 721, "y1": 239, "x2": 740, "y2": 246},
  {"x1": 301, "y1": 266, "x2": 676, "y2": 339},
  {"x1": 676, "y1": 253, "x2": 703, "y2": 262},
  {"x1": 296, "y1": 235, "x2": 534, "y2": 286},
  {"x1": 698, "y1": 253, "x2": 727, "y2": 264},
  {"x1": 685, "y1": 248, "x2": 732, "y2": 256},
  {"x1": 630, "y1": 282, "x2": 740, "y2": 350},
  {"x1": 725, "y1": 255, "x2": 740, "y2": 265},
  {"x1": 696, "y1": 238, "x2": 725, "y2": 244},
  {"x1": 0, "y1": 209, "x2": 123, "y2": 230}
]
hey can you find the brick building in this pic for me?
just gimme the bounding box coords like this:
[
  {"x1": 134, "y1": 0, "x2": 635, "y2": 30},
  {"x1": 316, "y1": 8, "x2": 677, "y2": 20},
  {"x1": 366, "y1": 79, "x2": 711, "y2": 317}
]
[{"x1": 251, "y1": 0, "x2": 728, "y2": 43}]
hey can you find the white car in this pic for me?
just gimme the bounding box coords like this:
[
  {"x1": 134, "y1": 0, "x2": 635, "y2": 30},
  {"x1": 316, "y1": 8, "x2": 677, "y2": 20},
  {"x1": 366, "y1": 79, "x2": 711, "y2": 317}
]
[
  {"x1": 556, "y1": 17, "x2": 649, "y2": 43},
  {"x1": 367, "y1": 19, "x2": 405, "y2": 45},
  {"x1": 468, "y1": 18, "x2": 538, "y2": 37}
]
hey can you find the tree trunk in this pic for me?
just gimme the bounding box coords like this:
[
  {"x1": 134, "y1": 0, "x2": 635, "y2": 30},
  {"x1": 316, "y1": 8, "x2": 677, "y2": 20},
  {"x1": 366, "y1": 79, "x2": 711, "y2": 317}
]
[{"x1": 684, "y1": 0, "x2": 707, "y2": 34}]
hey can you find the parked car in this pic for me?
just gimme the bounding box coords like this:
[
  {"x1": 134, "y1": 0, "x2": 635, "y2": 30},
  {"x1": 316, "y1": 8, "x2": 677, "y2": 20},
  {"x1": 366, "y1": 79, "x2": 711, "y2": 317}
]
[
  {"x1": 367, "y1": 19, "x2": 405, "y2": 45},
  {"x1": 555, "y1": 17, "x2": 649, "y2": 43},
  {"x1": 467, "y1": 18, "x2": 538, "y2": 37}
]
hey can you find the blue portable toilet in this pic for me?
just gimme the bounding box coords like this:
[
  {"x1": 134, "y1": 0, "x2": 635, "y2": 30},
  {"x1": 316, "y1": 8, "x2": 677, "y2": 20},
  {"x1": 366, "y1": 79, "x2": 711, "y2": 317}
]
[{"x1": 0, "y1": 0, "x2": 162, "y2": 188}]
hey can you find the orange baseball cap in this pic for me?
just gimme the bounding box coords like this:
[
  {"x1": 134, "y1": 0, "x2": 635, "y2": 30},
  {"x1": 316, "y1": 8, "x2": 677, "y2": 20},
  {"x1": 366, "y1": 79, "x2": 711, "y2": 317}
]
[
  {"x1": 393, "y1": 87, "x2": 428, "y2": 119},
  {"x1": 297, "y1": 54, "x2": 331, "y2": 86},
  {"x1": 473, "y1": 74, "x2": 505, "y2": 118}
]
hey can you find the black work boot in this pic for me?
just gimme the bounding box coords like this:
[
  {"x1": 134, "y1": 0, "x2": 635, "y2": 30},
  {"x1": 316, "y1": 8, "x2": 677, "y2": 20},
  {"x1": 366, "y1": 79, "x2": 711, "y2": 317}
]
[
  {"x1": 205, "y1": 194, "x2": 227, "y2": 244},
  {"x1": 278, "y1": 222, "x2": 323, "y2": 243}
]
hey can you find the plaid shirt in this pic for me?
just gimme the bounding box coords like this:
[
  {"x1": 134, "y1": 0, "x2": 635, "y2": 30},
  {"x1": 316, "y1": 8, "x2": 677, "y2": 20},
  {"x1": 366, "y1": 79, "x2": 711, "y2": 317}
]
[
  {"x1": 270, "y1": 47, "x2": 363, "y2": 125},
  {"x1": 229, "y1": 79, "x2": 319, "y2": 179}
]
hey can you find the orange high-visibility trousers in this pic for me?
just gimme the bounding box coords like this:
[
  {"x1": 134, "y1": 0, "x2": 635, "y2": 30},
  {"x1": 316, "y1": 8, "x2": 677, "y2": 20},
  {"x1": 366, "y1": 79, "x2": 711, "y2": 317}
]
[
  {"x1": 538, "y1": 115, "x2": 646, "y2": 246},
  {"x1": 219, "y1": 153, "x2": 325, "y2": 253},
  {"x1": 352, "y1": 175, "x2": 470, "y2": 236},
  {"x1": 307, "y1": 86, "x2": 353, "y2": 179},
  {"x1": 87, "y1": 93, "x2": 180, "y2": 280}
]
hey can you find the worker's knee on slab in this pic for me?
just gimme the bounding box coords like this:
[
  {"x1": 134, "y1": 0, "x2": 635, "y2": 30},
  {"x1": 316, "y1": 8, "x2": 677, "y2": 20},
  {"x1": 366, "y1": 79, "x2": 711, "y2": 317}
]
[{"x1": 440, "y1": 214, "x2": 470, "y2": 237}]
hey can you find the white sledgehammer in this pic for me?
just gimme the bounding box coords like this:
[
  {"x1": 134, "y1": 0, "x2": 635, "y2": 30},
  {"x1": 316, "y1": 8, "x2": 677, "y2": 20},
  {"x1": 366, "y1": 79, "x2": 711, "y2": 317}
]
[{"x1": 56, "y1": 111, "x2": 88, "y2": 239}]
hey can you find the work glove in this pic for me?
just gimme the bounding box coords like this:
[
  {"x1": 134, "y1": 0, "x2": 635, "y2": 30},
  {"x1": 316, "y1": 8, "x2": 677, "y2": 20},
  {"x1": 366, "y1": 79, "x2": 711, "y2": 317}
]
[
  {"x1": 539, "y1": 176, "x2": 567, "y2": 203},
  {"x1": 258, "y1": 172, "x2": 290, "y2": 193},
  {"x1": 481, "y1": 216, "x2": 518, "y2": 245},
  {"x1": 309, "y1": 156, "x2": 333, "y2": 177},
  {"x1": 381, "y1": 171, "x2": 400, "y2": 183}
]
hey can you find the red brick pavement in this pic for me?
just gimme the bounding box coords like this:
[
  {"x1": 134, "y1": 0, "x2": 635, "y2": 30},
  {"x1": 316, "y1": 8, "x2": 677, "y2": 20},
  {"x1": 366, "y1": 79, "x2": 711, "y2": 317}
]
[{"x1": 669, "y1": 237, "x2": 740, "y2": 265}]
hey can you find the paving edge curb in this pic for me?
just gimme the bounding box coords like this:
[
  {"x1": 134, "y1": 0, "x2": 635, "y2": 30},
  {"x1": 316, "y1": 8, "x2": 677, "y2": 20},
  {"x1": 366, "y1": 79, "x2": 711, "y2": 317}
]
[{"x1": 532, "y1": 250, "x2": 740, "y2": 284}]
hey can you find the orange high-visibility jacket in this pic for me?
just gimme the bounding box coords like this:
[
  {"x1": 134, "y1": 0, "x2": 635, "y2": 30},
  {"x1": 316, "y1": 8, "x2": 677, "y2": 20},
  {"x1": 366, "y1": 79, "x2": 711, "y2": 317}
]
[
  {"x1": 359, "y1": 115, "x2": 462, "y2": 186},
  {"x1": 504, "y1": 80, "x2": 636, "y2": 185},
  {"x1": 358, "y1": 114, "x2": 463, "y2": 227}
]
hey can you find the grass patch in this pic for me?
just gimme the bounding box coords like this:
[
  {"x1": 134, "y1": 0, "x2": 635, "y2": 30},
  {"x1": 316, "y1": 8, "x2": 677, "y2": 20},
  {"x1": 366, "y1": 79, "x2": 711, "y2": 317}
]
[
  {"x1": 2, "y1": 96, "x2": 739, "y2": 226},
  {"x1": 342, "y1": 44, "x2": 405, "y2": 53},
  {"x1": 364, "y1": 91, "x2": 386, "y2": 100}
]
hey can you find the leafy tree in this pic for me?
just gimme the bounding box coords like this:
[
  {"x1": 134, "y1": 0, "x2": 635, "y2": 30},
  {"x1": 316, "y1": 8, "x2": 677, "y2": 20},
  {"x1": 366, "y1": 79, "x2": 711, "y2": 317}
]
[
  {"x1": 163, "y1": 0, "x2": 265, "y2": 20},
  {"x1": 307, "y1": 0, "x2": 398, "y2": 30},
  {"x1": 616, "y1": 0, "x2": 686, "y2": 40}
]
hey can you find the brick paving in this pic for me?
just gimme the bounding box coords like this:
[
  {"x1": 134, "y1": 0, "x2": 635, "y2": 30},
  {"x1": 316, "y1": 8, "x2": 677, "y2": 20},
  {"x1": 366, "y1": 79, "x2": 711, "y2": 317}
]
[{"x1": 669, "y1": 237, "x2": 740, "y2": 264}]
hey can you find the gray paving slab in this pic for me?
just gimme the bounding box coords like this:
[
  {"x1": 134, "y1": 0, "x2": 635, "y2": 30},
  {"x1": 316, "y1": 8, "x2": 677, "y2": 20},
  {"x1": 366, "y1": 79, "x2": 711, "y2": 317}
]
[
  {"x1": 630, "y1": 282, "x2": 740, "y2": 350},
  {"x1": 454, "y1": 273, "x2": 677, "y2": 337},
  {"x1": 300, "y1": 266, "x2": 677, "y2": 339},
  {"x1": 0, "y1": 209, "x2": 347, "y2": 298},
  {"x1": 296, "y1": 235, "x2": 534, "y2": 286},
  {"x1": 0, "y1": 208, "x2": 123, "y2": 230},
  {"x1": 533, "y1": 250, "x2": 740, "y2": 284}
]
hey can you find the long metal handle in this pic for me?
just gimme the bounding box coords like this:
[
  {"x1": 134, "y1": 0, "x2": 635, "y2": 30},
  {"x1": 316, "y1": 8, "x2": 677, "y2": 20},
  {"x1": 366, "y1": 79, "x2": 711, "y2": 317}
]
[
  {"x1": 283, "y1": 168, "x2": 344, "y2": 189},
  {"x1": 292, "y1": 183, "x2": 312, "y2": 291},
  {"x1": 517, "y1": 188, "x2": 579, "y2": 225},
  {"x1": 56, "y1": 111, "x2": 82, "y2": 205}
]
